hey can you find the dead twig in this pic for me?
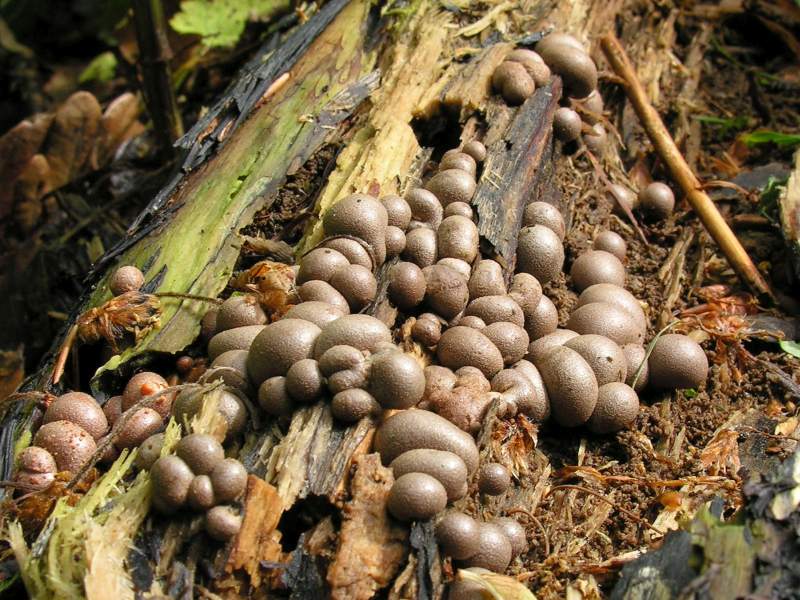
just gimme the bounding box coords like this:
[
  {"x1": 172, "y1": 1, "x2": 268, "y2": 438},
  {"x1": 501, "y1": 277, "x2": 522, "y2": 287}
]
[{"x1": 600, "y1": 34, "x2": 774, "y2": 302}]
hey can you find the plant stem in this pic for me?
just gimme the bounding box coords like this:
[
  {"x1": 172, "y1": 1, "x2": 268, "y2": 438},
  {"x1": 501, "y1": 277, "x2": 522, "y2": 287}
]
[{"x1": 131, "y1": 0, "x2": 184, "y2": 154}]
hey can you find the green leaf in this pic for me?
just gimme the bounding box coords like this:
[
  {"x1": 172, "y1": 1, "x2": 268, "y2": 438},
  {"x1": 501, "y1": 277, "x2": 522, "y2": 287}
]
[
  {"x1": 683, "y1": 388, "x2": 698, "y2": 398},
  {"x1": 695, "y1": 114, "x2": 749, "y2": 136},
  {"x1": 79, "y1": 51, "x2": 118, "y2": 83},
  {"x1": 170, "y1": 0, "x2": 288, "y2": 49},
  {"x1": 740, "y1": 130, "x2": 800, "y2": 148},
  {"x1": 779, "y1": 340, "x2": 800, "y2": 359}
]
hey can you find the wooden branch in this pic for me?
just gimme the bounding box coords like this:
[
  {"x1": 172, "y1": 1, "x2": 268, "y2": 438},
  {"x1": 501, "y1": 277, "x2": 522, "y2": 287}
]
[
  {"x1": 600, "y1": 34, "x2": 774, "y2": 301},
  {"x1": 132, "y1": 0, "x2": 184, "y2": 151},
  {"x1": 779, "y1": 150, "x2": 800, "y2": 281}
]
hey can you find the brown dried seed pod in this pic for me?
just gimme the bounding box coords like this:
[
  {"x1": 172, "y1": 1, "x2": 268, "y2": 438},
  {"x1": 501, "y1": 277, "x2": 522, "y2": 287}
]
[
  {"x1": 43, "y1": 391, "x2": 107, "y2": 440},
  {"x1": 552, "y1": 107, "x2": 582, "y2": 143},
  {"x1": 297, "y1": 248, "x2": 350, "y2": 285},
  {"x1": 109, "y1": 265, "x2": 145, "y2": 295},
  {"x1": 425, "y1": 169, "x2": 477, "y2": 207}
]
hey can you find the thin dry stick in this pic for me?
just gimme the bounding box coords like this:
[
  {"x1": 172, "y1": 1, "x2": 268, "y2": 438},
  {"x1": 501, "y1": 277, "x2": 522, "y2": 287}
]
[
  {"x1": 600, "y1": 34, "x2": 773, "y2": 301},
  {"x1": 547, "y1": 484, "x2": 665, "y2": 535}
]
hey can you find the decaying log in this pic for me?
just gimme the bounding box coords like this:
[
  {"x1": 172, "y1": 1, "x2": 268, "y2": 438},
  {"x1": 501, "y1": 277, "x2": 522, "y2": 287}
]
[{"x1": 780, "y1": 150, "x2": 800, "y2": 281}]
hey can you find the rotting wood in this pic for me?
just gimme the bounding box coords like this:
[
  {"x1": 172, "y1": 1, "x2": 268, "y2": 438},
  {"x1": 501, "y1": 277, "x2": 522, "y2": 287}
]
[
  {"x1": 779, "y1": 150, "x2": 800, "y2": 281},
  {"x1": 601, "y1": 34, "x2": 774, "y2": 302}
]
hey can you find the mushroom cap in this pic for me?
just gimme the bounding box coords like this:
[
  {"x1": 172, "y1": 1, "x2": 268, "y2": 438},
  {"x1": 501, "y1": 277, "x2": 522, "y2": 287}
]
[
  {"x1": 478, "y1": 462, "x2": 511, "y2": 495},
  {"x1": 440, "y1": 151, "x2": 477, "y2": 177},
  {"x1": 593, "y1": 230, "x2": 627, "y2": 261},
  {"x1": 115, "y1": 407, "x2": 163, "y2": 449},
  {"x1": 462, "y1": 140, "x2": 487, "y2": 163},
  {"x1": 187, "y1": 475, "x2": 216, "y2": 510},
  {"x1": 567, "y1": 301, "x2": 644, "y2": 345},
  {"x1": 465, "y1": 295, "x2": 524, "y2": 327},
  {"x1": 208, "y1": 325, "x2": 266, "y2": 361},
  {"x1": 437, "y1": 215, "x2": 479, "y2": 263},
  {"x1": 322, "y1": 193, "x2": 388, "y2": 265},
  {"x1": 380, "y1": 194, "x2": 412, "y2": 229},
  {"x1": 493, "y1": 517, "x2": 527, "y2": 557},
  {"x1": 647, "y1": 334, "x2": 708, "y2": 389},
  {"x1": 436, "y1": 512, "x2": 481, "y2": 559},
  {"x1": 527, "y1": 328, "x2": 579, "y2": 365},
  {"x1": 314, "y1": 314, "x2": 392, "y2": 358},
  {"x1": 258, "y1": 376, "x2": 294, "y2": 416},
  {"x1": 576, "y1": 283, "x2": 647, "y2": 333},
  {"x1": 512, "y1": 359, "x2": 551, "y2": 421},
  {"x1": 608, "y1": 184, "x2": 639, "y2": 215},
  {"x1": 210, "y1": 457, "x2": 248, "y2": 502},
  {"x1": 423, "y1": 264, "x2": 470, "y2": 319},
  {"x1": 483, "y1": 322, "x2": 529, "y2": 365},
  {"x1": 402, "y1": 227, "x2": 438, "y2": 268},
  {"x1": 369, "y1": 351, "x2": 426, "y2": 409},
  {"x1": 208, "y1": 350, "x2": 253, "y2": 396},
  {"x1": 412, "y1": 313, "x2": 443, "y2": 347},
  {"x1": 505, "y1": 48, "x2": 551, "y2": 86},
  {"x1": 444, "y1": 201, "x2": 474, "y2": 220},
  {"x1": 552, "y1": 107, "x2": 582, "y2": 143},
  {"x1": 297, "y1": 280, "x2": 351, "y2": 314},
  {"x1": 284, "y1": 301, "x2": 346, "y2": 329},
  {"x1": 322, "y1": 237, "x2": 373, "y2": 269},
  {"x1": 329, "y1": 264, "x2": 377, "y2": 311},
  {"x1": 540, "y1": 45, "x2": 597, "y2": 99},
  {"x1": 492, "y1": 61, "x2": 535, "y2": 105},
  {"x1": 215, "y1": 295, "x2": 267, "y2": 332},
  {"x1": 374, "y1": 409, "x2": 480, "y2": 473},
  {"x1": 150, "y1": 455, "x2": 194, "y2": 512},
  {"x1": 318, "y1": 344, "x2": 365, "y2": 375},
  {"x1": 390, "y1": 448, "x2": 468, "y2": 501},
  {"x1": 425, "y1": 169, "x2": 477, "y2": 207},
  {"x1": 523, "y1": 294, "x2": 559, "y2": 341},
  {"x1": 109, "y1": 265, "x2": 144, "y2": 295},
  {"x1": 122, "y1": 371, "x2": 172, "y2": 417},
  {"x1": 437, "y1": 326, "x2": 504, "y2": 379},
  {"x1": 523, "y1": 202, "x2": 565, "y2": 240},
  {"x1": 387, "y1": 472, "x2": 448, "y2": 521},
  {"x1": 388, "y1": 262, "x2": 426, "y2": 310},
  {"x1": 103, "y1": 395, "x2": 123, "y2": 426},
  {"x1": 135, "y1": 433, "x2": 164, "y2": 470},
  {"x1": 639, "y1": 182, "x2": 675, "y2": 220},
  {"x1": 516, "y1": 225, "x2": 565, "y2": 284},
  {"x1": 285, "y1": 358, "x2": 325, "y2": 403},
  {"x1": 247, "y1": 319, "x2": 321, "y2": 384},
  {"x1": 176, "y1": 433, "x2": 225, "y2": 475},
  {"x1": 564, "y1": 334, "x2": 628, "y2": 385},
  {"x1": 405, "y1": 188, "x2": 443, "y2": 229},
  {"x1": 468, "y1": 260, "x2": 505, "y2": 300},
  {"x1": 587, "y1": 382, "x2": 640, "y2": 434},
  {"x1": 44, "y1": 392, "x2": 107, "y2": 440},
  {"x1": 621, "y1": 344, "x2": 649, "y2": 392},
  {"x1": 385, "y1": 226, "x2": 407, "y2": 258},
  {"x1": 297, "y1": 248, "x2": 350, "y2": 285},
  {"x1": 331, "y1": 388, "x2": 380, "y2": 422},
  {"x1": 538, "y1": 346, "x2": 599, "y2": 427},
  {"x1": 205, "y1": 506, "x2": 242, "y2": 541},
  {"x1": 570, "y1": 250, "x2": 626, "y2": 292},
  {"x1": 461, "y1": 523, "x2": 513, "y2": 572}
]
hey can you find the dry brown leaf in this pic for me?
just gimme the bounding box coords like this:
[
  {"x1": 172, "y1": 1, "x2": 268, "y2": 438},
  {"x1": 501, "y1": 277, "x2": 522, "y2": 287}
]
[
  {"x1": 700, "y1": 429, "x2": 741, "y2": 476},
  {"x1": 0, "y1": 347, "x2": 24, "y2": 402},
  {"x1": 44, "y1": 91, "x2": 102, "y2": 189},
  {"x1": 0, "y1": 113, "x2": 53, "y2": 217},
  {"x1": 97, "y1": 92, "x2": 143, "y2": 166}
]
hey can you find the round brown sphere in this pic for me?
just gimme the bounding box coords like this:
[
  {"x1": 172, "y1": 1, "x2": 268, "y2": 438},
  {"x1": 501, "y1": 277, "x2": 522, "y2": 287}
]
[
  {"x1": 478, "y1": 462, "x2": 511, "y2": 495},
  {"x1": 175, "y1": 433, "x2": 225, "y2": 476},
  {"x1": 331, "y1": 388, "x2": 379, "y2": 422},
  {"x1": 385, "y1": 225, "x2": 406, "y2": 258},
  {"x1": 537, "y1": 346, "x2": 599, "y2": 427},
  {"x1": 524, "y1": 294, "x2": 559, "y2": 341},
  {"x1": 297, "y1": 280, "x2": 351, "y2": 314},
  {"x1": 369, "y1": 351, "x2": 426, "y2": 409},
  {"x1": 461, "y1": 523, "x2": 513, "y2": 572},
  {"x1": 622, "y1": 343, "x2": 649, "y2": 392},
  {"x1": 207, "y1": 324, "x2": 265, "y2": 361},
  {"x1": 639, "y1": 182, "x2": 675, "y2": 221},
  {"x1": 388, "y1": 472, "x2": 448, "y2": 521},
  {"x1": 322, "y1": 237, "x2": 373, "y2": 269},
  {"x1": 583, "y1": 122, "x2": 607, "y2": 154},
  {"x1": 285, "y1": 358, "x2": 325, "y2": 403},
  {"x1": 564, "y1": 334, "x2": 627, "y2": 386},
  {"x1": 391, "y1": 449, "x2": 468, "y2": 501},
  {"x1": 205, "y1": 506, "x2": 242, "y2": 541},
  {"x1": 437, "y1": 326, "x2": 505, "y2": 379},
  {"x1": 215, "y1": 295, "x2": 267, "y2": 331},
  {"x1": 43, "y1": 392, "x2": 107, "y2": 440},
  {"x1": 435, "y1": 512, "x2": 481, "y2": 559},
  {"x1": 609, "y1": 184, "x2": 639, "y2": 215},
  {"x1": 647, "y1": 334, "x2": 708, "y2": 390},
  {"x1": 576, "y1": 283, "x2": 647, "y2": 334},
  {"x1": 516, "y1": 225, "x2": 565, "y2": 284},
  {"x1": 109, "y1": 265, "x2": 144, "y2": 295},
  {"x1": 587, "y1": 382, "x2": 640, "y2": 434},
  {"x1": 526, "y1": 328, "x2": 579, "y2": 365},
  {"x1": 522, "y1": 202, "x2": 565, "y2": 240},
  {"x1": 405, "y1": 188, "x2": 443, "y2": 229},
  {"x1": 150, "y1": 455, "x2": 194, "y2": 513},
  {"x1": 284, "y1": 301, "x2": 345, "y2": 329},
  {"x1": 462, "y1": 140, "x2": 487, "y2": 162},
  {"x1": 122, "y1": 371, "x2": 171, "y2": 416},
  {"x1": 483, "y1": 322, "x2": 529, "y2": 365},
  {"x1": 380, "y1": 194, "x2": 412, "y2": 229},
  {"x1": 425, "y1": 169, "x2": 477, "y2": 207},
  {"x1": 423, "y1": 264, "x2": 469, "y2": 320},
  {"x1": 492, "y1": 61, "x2": 535, "y2": 105},
  {"x1": 297, "y1": 247, "x2": 350, "y2": 285},
  {"x1": 440, "y1": 151, "x2": 477, "y2": 177},
  {"x1": 402, "y1": 227, "x2": 438, "y2": 268},
  {"x1": 541, "y1": 45, "x2": 597, "y2": 99},
  {"x1": 412, "y1": 313, "x2": 442, "y2": 347},
  {"x1": 313, "y1": 314, "x2": 392, "y2": 358},
  {"x1": 566, "y1": 301, "x2": 644, "y2": 345},
  {"x1": 187, "y1": 475, "x2": 216, "y2": 510},
  {"x1": 329, "y1": 264, "x2": 378, "y2": 311},
  {"x1": 536, "y1": 33, "x2": 585, "y2": 56},
  {"x1": 505, "y1": 48, "x2": 551, "y2": 86},
  {"x1": 322, "y1": 193, "x2": 388, "y2": 266},
  {"x1": 388, "y1": 261, "x2": 426, "y2": 310},
  {"x1": 258, "y1": 376, "x2": 294, "y2": 416},
  {"x1": 493, "y1": 517, "x2": 528, "y2": 557},
  {"x1": 115, "y1": 407, "x2": 163, "y2": 450},
  {"x1": 135, "y1": 433, "x2": 164, "y2": 470},
  {"x1": 210, "y1": 457, "x2": 248, "y2": 502},
  {"x1": 33, "y1": 421, "x2": 96, "y2": 473},
  {"x1": 570, "y1": 250, "x2": 626, "y2": 292},
  {"x1": 593, "y1": 230, "x2": 627, "y2": 261},
  {"x1": 553, "y1": 107, "x2": 582, "y2": 143},
  {"x1": 247, "y1": 319, "x2": 321, "y2": 384}
]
